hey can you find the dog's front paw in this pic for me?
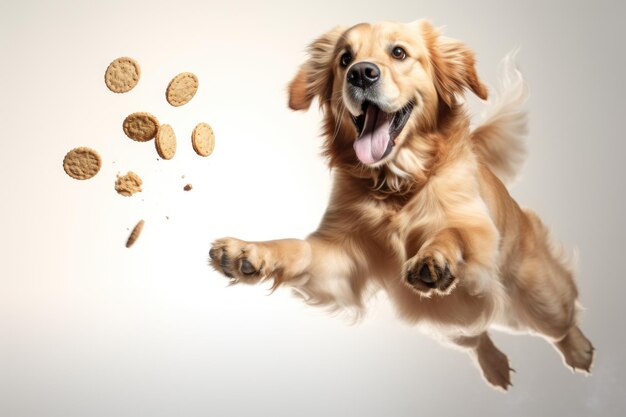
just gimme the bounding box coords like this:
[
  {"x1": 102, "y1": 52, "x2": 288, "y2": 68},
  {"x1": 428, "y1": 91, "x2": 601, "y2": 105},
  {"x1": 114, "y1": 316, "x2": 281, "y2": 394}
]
[
  {"x1": 405, "y1": 252, "x2": 457, "y2": 295},
  {"x1": 209, "y1": 238, "x2": 264, "y2": 282}
]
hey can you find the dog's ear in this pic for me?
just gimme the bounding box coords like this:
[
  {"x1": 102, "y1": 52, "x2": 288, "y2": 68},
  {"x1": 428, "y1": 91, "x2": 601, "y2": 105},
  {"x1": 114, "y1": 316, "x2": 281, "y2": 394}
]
[
  {"x1": 420, "y1": 20, "x2": 488, "y2": 106},
  {"x1": 288, "y1": 27, "x2": 345, "y2": 111}
]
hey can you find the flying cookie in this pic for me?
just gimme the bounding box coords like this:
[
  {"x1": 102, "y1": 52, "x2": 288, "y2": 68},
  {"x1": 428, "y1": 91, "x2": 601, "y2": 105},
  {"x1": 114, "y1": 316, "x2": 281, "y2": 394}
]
[
  {"x1": 105, "y1": 57, "x2": 141, "y2": 93},
  {"x1": 63, "y1": 147, "x2": 102, "y2": 180},
  {"x1": 123, "y1": 112, "x2": 159, "y2": 142},
  {"x1": 166, "y1": 72, "x2": 198, "y2": 106},
  {"x1": 126, "y1": 220, "x2": 145, "y2": 248},
  {"x1": 155, "y1": 124, "x2": 177, "y2": 160},
  {"x1": 192, "y1": 122, "x2": 215, "y2": 157}
]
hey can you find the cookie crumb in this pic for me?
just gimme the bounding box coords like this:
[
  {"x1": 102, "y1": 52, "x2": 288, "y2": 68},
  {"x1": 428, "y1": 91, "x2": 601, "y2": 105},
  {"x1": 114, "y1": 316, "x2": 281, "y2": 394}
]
[
  {"x1": 115, "y1": 171, "x2": 142, "y2": 196},
  {"x1": 184, "y1": 183, "x2": 193, "y2": 191}
]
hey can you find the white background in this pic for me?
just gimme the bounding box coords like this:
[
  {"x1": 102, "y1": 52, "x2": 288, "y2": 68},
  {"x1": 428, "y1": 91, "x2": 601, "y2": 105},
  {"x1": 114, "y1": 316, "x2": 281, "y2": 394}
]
[{"x1": 1, "y1": 0, "x2": 624, "y2": 416}]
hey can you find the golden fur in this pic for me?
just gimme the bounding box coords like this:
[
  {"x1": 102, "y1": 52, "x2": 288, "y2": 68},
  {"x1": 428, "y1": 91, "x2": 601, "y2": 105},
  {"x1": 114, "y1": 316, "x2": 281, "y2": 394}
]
[{"x1": 209, "y1": 20, "x2": 593, "y2": 390}]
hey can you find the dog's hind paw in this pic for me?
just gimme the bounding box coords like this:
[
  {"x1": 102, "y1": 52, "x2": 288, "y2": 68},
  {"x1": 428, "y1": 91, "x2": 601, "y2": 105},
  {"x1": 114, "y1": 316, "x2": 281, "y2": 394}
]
[
  {"x1": 555, "y1": 326, "x2": 595, "y2": 374},
  {"x1": 477, "y1": 342, "x2": 514, "y2": 391}
]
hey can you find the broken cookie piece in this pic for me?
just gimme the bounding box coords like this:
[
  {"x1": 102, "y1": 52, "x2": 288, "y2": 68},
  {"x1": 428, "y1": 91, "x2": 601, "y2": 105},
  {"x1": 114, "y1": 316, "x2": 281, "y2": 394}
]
[{"x1": 115, "y1": 171, "x2": 142, "y2": 196}]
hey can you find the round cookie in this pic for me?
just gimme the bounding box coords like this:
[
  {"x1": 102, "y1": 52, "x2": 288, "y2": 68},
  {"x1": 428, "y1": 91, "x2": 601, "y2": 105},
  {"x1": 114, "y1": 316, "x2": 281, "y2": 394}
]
[
  {"x1": 192, "y1": 122, "x2": 215, "y2": 157},
  {"x1": 166, "y1": 72, "x2": 198, "y2": 106},
  {"x1": 155, "y1": 124, "x2": 177, "y2": 160},
  {"x1": 123, "y1": 112, "x2": 159, "y2": 142},
  {"x1": 63, "y1": 147, "x2": 102, "y2": 180},
  {"x1": 105, "y1": 57, "x2": 141, "y2": 93}
]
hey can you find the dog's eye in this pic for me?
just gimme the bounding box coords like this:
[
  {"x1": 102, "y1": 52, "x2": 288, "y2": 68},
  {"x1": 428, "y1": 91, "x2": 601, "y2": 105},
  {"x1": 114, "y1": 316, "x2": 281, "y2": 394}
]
[
  {"x1": 340, "y1": 52, "x2": 353, "y2": 68},
  {"x1": 391, "y1": 46, "x2": 407, "y2": 60}
]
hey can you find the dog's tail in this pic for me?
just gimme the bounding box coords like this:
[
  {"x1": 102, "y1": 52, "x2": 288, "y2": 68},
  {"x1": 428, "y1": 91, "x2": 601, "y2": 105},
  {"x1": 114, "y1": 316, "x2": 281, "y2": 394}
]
[{"x1": 471, "y1": 50, "x2": 529, "y2": 185}]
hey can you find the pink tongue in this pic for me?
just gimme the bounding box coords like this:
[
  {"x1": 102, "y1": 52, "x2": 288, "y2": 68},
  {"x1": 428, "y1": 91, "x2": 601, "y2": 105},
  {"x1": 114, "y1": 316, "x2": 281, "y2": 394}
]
[{"x1": 353, "y1": 105, "x2": 391, "y2": 164}]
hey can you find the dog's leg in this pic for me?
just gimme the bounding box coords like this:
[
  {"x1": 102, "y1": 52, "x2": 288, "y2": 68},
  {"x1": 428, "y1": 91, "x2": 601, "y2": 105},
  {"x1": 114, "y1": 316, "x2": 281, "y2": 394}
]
[
  {"x1": 453, "y1": 332, "x2": 514, "y2": 391},
  {"x1": 508, "y1": 209, "x2": 594, "y2": 373},
  {"x1": 208, "y1": 236, "x2": 361, "y2": 303},
  {"x1": 399, "y1": 175, "x2": 501, "y2": 297},
  {"x1": 404, "y1": 220, "x2": 499, "y2": 296},
  {"x1": 209, "y1": 237, "x2": 312, "y2": 284},
  {"x1": 513, "y1": 281, "x2": 594, "y2": 374}
]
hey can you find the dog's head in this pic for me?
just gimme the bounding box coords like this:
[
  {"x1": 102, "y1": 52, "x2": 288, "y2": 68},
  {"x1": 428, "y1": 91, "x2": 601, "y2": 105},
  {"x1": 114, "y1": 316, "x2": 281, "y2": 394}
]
[{"x1": 288, "y1": 20, "x2": 487, "y2": 168}]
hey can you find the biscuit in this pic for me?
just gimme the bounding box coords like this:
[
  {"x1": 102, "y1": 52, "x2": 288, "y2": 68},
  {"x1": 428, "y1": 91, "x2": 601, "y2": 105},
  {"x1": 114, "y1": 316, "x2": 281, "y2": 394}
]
[
  {"x1": 123, "y1": 112, "x2": 159, "y2": 141},
  {"x1": 105, "y1": 57, "x2": 141, "y2": 93},
  {"x1": 166, "y1": 72, "x2": 198, "y2": 106},
  {"x1": 155, "y1": 124, "x2": 177, "y2": 160},
  {"x1": 126, "y1": 220, "x2": 144, "y2": 248},
  {"x1": 63, "y1": 147, "x2": 102, "y2": 180},
  {"x1": 192, "y1": 122, "x2": 215, "y2": 157},
  {"x1": 115, "y1": 171, "x2": 143, "y2": 196}
]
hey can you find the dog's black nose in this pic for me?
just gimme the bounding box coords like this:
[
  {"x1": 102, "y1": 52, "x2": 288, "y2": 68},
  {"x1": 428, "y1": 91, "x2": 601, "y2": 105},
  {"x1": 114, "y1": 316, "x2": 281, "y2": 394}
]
[{"x1": 347, "y1": 62, "x2": 380, "y2": 89}]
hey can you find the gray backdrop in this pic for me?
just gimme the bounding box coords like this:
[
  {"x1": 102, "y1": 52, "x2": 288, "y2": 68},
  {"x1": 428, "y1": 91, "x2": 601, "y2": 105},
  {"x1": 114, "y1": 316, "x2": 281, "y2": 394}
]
[{"x1": 1, "y1": 0, "x2": 624, "y2": 416}]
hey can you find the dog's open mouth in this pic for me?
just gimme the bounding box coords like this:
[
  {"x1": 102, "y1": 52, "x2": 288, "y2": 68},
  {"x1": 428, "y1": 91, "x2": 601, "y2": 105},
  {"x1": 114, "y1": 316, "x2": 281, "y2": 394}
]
[{"x1": 351, "y1": 101, "x2": 413, "y2": 165}]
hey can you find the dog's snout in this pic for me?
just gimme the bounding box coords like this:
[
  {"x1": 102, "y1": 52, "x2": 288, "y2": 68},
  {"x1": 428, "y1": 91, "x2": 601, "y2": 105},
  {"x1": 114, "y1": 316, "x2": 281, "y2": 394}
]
[{"x1": 347, "y1": 62, "x2": 380, "y2": 89}]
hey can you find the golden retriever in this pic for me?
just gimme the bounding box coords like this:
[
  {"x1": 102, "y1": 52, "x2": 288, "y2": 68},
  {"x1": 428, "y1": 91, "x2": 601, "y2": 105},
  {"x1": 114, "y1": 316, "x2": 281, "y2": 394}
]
[{"x1": 209, "y1": 19, "x2": 594, "y2": 390}]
